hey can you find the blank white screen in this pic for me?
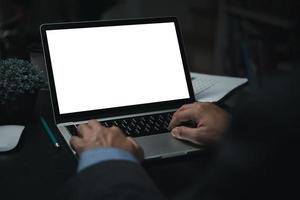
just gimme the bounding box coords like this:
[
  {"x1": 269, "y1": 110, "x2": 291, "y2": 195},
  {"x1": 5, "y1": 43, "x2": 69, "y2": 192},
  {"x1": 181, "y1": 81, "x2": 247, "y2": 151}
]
[{"x1": 46, "y1": 22, "x2": 190, "y2": 114}]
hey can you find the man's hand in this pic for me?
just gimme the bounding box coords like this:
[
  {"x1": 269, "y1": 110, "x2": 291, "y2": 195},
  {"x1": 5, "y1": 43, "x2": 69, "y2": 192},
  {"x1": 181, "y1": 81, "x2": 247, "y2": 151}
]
[
  {"x1": 70, "y1": 120, "x2": 144, "y2": 161},
  {"x1": 169, "y1": 102, "x2": 230, "y2": 145}
]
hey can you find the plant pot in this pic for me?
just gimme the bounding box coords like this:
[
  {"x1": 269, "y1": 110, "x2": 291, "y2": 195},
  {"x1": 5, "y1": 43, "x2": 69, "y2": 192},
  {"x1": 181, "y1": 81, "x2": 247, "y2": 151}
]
[{"x1": 0, "y1": 92, "x2": 38, "y2": 125}]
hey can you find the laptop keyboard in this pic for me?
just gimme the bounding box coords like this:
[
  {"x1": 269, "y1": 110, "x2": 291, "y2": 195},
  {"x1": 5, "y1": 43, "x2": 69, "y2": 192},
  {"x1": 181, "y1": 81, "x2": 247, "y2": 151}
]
[{"x1": 66, "y1": 112, "x2": 174, "y2": 137}]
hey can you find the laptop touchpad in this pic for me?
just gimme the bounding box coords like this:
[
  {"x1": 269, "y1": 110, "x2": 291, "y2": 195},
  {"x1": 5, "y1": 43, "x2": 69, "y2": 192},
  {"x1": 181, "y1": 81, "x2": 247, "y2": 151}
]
[{"x1": 135, "y1": 133, "x2": 202, "y2": 159}]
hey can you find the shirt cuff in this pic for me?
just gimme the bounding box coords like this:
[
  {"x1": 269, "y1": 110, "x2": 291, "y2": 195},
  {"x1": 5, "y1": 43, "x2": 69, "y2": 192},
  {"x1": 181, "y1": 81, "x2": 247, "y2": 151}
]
[{"x1": 77, "y1": 147, "x2": 139, "y2": 172}]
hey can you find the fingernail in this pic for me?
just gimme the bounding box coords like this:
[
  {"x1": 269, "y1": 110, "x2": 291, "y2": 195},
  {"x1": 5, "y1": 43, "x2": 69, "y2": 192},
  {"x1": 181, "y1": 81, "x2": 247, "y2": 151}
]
[
  {"x1": 168, "y1": 123, "x2": 172, "y2": 129},
  {"x1": 171, "y1": 128, "x2": 179, "y2": 137}
]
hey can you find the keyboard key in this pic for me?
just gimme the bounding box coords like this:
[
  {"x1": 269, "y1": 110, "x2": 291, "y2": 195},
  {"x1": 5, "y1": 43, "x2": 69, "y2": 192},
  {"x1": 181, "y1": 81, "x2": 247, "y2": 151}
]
[
  {"x1": 136, "y1": 124, "x2": 142, "y2": 131},
  {"x1": 146, "y1": 123, "x2": 151, "y2": 129},
  {"x1": 139, "y1": 121, "x2": 145, "y2": 126},
  {"x1": 134, "y1": 128, "x2": 141, "y2": 134},
  {"x1": 158, "y1": 118, "x2": 164, "y2": 124},
  {"x1": 103, "y1": 122, "x2": 109, "y2": 127},
  {"x1": 112, "y1": 121, "x2": 119, "y2": 126},
  {"x1": 122, "y1": 119, "x2": 128, "y2": 124},
  {"x1": 127, "y1": 126, "x2": 132, "y2": 132},
  {"x1": 130, "y1": 122, "x2": 136, "y2": 128}
]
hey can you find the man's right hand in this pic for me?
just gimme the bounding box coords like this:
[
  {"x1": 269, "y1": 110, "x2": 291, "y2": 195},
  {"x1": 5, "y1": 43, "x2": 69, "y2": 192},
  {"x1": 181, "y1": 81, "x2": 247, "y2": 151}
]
[
  {"x1": 70, "y1": 120, "x2": 144, "y2": 161},
  {"x1": 168, "y1": 102, "x2": 230, "y2": 145}
]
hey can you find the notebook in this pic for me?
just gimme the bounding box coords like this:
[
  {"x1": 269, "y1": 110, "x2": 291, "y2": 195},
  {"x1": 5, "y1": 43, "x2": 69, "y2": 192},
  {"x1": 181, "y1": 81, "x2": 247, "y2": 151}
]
[{"x1": 40, "y1": 17, "x2": 203, "y2": 160}]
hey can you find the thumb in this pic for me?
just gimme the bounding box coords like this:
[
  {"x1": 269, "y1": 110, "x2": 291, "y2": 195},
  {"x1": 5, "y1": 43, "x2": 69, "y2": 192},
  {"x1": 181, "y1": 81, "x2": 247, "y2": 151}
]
[
  {"x1": 70, "y1": 136, "x2": 84, "y2": 154},
  {"x1": 171, "y1": 126, "x2": 202, "y2": 145}
]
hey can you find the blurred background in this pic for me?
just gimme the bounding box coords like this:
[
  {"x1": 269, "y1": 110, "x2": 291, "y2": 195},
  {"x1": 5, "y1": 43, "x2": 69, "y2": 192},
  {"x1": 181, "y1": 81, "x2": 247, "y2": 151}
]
[{"x1": 1, "y1": 0, "x2": 299, "y2": 87}]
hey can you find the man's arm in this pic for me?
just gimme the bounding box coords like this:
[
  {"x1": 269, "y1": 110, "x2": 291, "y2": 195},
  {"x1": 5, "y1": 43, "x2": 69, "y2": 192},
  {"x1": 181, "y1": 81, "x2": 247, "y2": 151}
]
[
  {"x1": 61, "y1": 120, "x2": 166, "y2": 200},
  {"x1": 62, "y1": 160, "x2": 165, "y2": 200}
]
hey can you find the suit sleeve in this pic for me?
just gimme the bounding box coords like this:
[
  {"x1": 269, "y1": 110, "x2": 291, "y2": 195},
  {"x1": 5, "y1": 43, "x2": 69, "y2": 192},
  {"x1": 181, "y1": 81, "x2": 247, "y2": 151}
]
[{"x1": 61, "y1": 160, "x2": 166, "y2": 200}]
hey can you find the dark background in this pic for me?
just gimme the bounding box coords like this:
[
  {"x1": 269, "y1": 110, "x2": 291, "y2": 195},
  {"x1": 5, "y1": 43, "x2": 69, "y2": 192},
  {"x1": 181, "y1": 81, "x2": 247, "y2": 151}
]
[
  {"x1": 1, "y1": 1, "x2": 300, "y2": 199},
  {"x1": 1, "y1": 0, "x2": 300, "y2": 88}
]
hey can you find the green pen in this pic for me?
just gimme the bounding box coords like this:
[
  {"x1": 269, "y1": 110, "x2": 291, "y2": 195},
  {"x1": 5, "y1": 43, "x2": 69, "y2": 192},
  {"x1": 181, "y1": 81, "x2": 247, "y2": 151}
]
[{"x1": 40, "y1": 116, "x2": 60, "y2": 148}]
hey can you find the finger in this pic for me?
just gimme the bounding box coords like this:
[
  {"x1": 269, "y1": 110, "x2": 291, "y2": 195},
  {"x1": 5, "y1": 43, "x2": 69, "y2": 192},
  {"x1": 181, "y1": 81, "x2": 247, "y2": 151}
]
[
  {"x1": 110, "y1": 125, "x2": 123, "y2": 132},
  {"x1": 101, "y1": 126, "x2": 125, "y2": 145},
  {"x1": 88, "y1": 119, "x2": 105, "y2": 131},
  {"x1": 169, "y1": 109, "x2": 198, "y2": 130},
  {"x1": 177, "y1": 103, "x2": 195, "y2": 112},
  {"x1": 70, "y1": 136, "x2": 84, "y2": 153},
  {"x1": 110, "y1": 126, "x2": 126, "y2": 137},
  {"x1": 170, "y1": 126, "x2": 203, "y2": 145},
  {"x1": 77, "y1": 123, "x2": 91, "y2": 138},
  {"x1": 127, "y1": 137, "x2": 144, "y2": 161}
]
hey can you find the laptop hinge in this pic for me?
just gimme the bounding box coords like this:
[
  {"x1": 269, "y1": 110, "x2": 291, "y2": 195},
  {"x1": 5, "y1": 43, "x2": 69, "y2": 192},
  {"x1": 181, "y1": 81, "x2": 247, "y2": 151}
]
[{"x1": 57, "y1": 108, "x2": 177, "y2": 126}]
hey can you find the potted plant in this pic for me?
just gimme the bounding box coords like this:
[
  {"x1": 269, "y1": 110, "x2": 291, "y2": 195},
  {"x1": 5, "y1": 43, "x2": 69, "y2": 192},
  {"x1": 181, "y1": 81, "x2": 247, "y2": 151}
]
[{"x1": 0, "y1": 58, "x2": 46, "y2": 124}]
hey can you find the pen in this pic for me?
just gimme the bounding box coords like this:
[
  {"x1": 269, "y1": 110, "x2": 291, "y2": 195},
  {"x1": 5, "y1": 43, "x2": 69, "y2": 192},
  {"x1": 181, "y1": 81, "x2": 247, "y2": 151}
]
[{"x1": 39, "y1": 116, "x2": 60, "y2": 148}]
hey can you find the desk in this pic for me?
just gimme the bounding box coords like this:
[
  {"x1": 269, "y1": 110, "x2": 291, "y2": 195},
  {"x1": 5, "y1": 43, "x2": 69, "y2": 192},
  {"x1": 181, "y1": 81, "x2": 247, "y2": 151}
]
[{"x1": 0, "y1": 89, "x2": 215, "y2": 200}]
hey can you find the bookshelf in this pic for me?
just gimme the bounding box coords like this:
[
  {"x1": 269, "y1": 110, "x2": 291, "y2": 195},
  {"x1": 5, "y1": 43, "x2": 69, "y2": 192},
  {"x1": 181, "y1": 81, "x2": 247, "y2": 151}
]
[{"x1": 213, "y1": 0, "x2": 299, "y2": 89}]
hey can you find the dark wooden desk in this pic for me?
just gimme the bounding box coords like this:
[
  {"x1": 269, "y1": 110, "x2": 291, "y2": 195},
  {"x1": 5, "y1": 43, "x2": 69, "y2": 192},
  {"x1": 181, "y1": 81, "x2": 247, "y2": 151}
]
[{"x1": 0, "y1": 89, "x2": 214, "y2": 200}]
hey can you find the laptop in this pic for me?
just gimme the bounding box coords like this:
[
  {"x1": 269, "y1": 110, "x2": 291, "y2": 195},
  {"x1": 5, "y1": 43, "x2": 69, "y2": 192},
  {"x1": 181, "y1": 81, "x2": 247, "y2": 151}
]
[{"x1": 40, "y1": 17, "x2": 203, "y2": 160}]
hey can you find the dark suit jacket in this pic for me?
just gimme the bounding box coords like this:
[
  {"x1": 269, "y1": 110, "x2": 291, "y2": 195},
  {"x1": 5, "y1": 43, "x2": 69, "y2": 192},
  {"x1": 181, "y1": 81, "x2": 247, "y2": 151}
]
[
  {"x1": 62, "y1": 70, "x2": 300, "y2": 200},
  {"x1": 195, "y1": 71, "x2": 300, "y2": 200},
  {"x1": 61, "y1": 160, "x2": 166, "y2": 200}
]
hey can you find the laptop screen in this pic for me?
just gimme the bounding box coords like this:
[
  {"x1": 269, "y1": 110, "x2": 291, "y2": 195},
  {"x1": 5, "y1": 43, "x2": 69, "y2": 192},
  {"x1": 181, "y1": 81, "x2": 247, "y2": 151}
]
[{"x1": 46, "y1": 22, "x2": 190, "y2": 115}]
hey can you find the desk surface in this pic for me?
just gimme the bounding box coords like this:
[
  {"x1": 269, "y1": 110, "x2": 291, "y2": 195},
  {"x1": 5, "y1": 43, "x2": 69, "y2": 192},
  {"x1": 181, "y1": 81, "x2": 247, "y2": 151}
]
[{"x1": 0, "y1": 90, "x2": 214, "y2": 200}]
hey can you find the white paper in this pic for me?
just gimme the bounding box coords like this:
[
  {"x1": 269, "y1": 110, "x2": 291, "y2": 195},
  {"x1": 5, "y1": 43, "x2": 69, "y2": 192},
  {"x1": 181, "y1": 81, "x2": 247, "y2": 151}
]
[{"x1": 191, "y1": 72, "x2": 248, "y2": 102}]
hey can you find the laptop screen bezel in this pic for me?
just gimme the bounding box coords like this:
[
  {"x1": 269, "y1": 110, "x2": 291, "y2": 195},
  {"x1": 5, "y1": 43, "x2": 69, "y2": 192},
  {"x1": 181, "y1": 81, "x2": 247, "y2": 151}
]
[{"x1": 40, "y1": 17, "x2": 195, "y2": 124}]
